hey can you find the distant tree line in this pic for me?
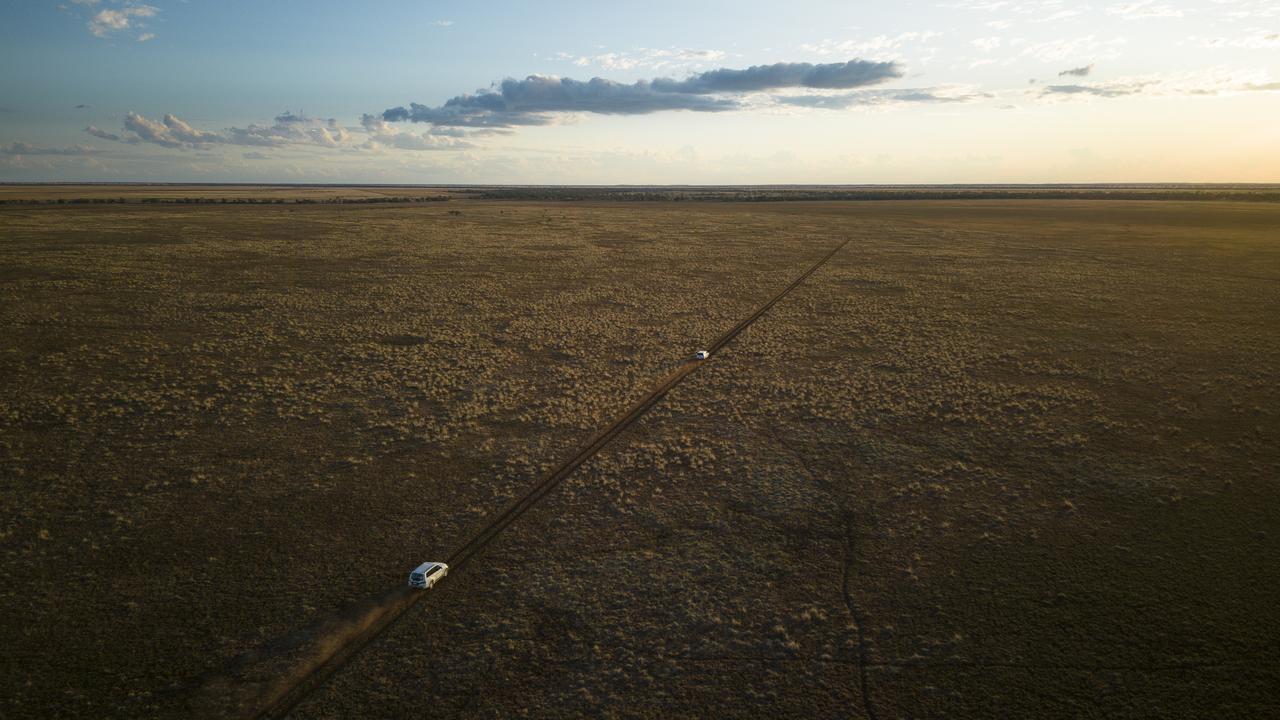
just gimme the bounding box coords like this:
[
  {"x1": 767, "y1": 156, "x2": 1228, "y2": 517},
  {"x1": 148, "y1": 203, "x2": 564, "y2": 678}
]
[
  {"x1": 470, "y1": 187, "x2": 1280, "y2": 203},
  {"x1": 0, "y1": 196, "x2": 450, "y2": 206},
  {"x1": 7, "y1": 188, "x2": 1279, "y2": 205}
]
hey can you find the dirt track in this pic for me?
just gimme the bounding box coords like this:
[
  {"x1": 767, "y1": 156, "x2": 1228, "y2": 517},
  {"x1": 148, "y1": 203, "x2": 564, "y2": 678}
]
[{"x1": 189, "y1": 239, "x2": 852, "y2": 719}]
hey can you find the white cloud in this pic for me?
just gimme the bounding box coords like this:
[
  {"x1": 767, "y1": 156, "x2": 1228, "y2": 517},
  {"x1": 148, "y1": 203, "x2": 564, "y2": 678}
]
[
  {"x1": 230, "y1": 112, "x2": 353, "y2": 148},
  {"x1": 801, "y1": 31, "x2": 943, "y2": 61},
  {"x1": 89, "y1": 5, "x2": 158, "y2": 38},
  {"x1": 972, "y1": 36, "x2": 1002, "y2": 51},
  {"x1": 1206, "y1": 0, "x2": 1280, "y2": 20},
  {"x1": 565, "y1": 48, "x2": 727, "y2": 72},
  {"x1": 1189, "y1": 30, "x2": 1280, "y2": 49},
  {"x1": 1037, "y1": 8, "x2": 1085, "y2": 22},
  {"x1": 1016, "y1": 34, "x2": 1127, "y2": 63},
  {"x1": 1, "y1": 141, "x2": 100, "y2": 156},
  {"x1": 1106, "y1": 1, "x2": 1184, "y2": 19},
  {"x1": 777, "y1": 84, "x2": 990, "y2": 109},
  {"x1": 946, "y1": 0, "x2": 1266, "y2": 23},
  {"x1": 1038, "y1": 67, "x2": 1280, "y2": 100},
  {"x1": 123, "y1": 112, "x2": 219, "y2": 147},
  {"x1": 113, "y1": 111, "x2": 356, "y2": 149},
  {"x1": 137, "y1": 32, "x2": 155, "y2": 42},
  {"x1": 359, "y1": 114, "x2": 473, "y2": 151},
  {"x1": 85, "y1": 125, "x2": 127, "y2": 142},
  {"x1": 943, "y1": 1, "x2": 1097, "y2": 22}
]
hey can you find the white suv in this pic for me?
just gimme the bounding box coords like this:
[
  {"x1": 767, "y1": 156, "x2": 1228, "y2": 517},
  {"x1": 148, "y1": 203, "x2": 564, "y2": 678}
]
[{"x1": 409, "y1": 561, "x2": 448, "y2": 589}]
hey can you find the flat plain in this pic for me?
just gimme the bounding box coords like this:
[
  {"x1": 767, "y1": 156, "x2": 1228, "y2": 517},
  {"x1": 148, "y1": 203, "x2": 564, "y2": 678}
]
[{"x1": 2, "y1": 195, "x2": 1278, "y2": 718}]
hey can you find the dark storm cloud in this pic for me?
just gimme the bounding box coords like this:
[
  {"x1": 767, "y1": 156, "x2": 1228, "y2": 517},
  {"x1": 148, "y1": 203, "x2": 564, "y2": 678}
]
[
  {"x1": 382, "y1": 59, "x2": 903, "y2": 128},
  {"x1": 777, "y1": 87, "x2": 986, "y2": 109},
  {"x1": 1058, "y1": 64, "x2": 1095, "y2": 77}
]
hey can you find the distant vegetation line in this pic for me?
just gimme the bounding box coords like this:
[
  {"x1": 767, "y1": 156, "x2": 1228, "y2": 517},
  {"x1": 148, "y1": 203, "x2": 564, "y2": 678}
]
[
  {"x1": 0, "y1": 196, "x2": 449, "y2": 206},
  {"x1": 471, "y1": 187, "x2": 1280, "y2": 203},
  {"x1": 5, "y1": 185, "x2": 1280, "y2": 204}
]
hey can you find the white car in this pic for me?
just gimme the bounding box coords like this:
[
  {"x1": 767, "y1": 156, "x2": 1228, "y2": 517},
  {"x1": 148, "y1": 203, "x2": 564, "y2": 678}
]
[
  {"x1": 694, "y1": 350, "x2": 710, "y2": 360},
  {"x1": 408, "y1": 561, "x2": 448, "y2": 589}
]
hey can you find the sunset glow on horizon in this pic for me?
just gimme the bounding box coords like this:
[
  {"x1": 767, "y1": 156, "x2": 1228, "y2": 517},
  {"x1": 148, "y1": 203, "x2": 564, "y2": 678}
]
[{"x1": 2, "y1": 0, "x2": 1277, "y2": 183}]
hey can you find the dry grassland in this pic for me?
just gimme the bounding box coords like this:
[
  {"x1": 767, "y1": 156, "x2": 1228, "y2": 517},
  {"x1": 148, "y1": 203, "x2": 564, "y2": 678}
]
[{"x1": 2, "y1": 198, "x2": 1278, "y2": 718}]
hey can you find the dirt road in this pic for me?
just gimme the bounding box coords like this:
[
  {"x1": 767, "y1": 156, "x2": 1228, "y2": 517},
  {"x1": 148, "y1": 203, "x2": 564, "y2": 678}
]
[{"x1": 189, "y1": 237, "x2": 851, "y2": 719}]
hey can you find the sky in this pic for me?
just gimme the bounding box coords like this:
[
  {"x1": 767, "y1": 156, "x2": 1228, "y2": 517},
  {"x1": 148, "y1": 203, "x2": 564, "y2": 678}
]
[{"x1": 0, "y1": 0, "x2": 1277, "y2": 184}]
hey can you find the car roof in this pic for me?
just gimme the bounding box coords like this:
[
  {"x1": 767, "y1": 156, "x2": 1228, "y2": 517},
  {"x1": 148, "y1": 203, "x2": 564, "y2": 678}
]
[{"x1": 412, "y1": 561, "x2": 441, "y2": 573}]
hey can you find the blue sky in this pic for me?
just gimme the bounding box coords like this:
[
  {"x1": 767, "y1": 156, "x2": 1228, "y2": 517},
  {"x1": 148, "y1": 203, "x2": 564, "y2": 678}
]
[{"x1": 1, "y1": 0, "x2": 1277, "y2": 182}]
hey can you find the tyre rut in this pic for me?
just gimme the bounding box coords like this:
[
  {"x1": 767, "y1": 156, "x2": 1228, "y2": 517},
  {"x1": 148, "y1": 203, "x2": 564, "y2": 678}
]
[{"x1": 189, "y1": 237, "x2": 851, "y2": 719}]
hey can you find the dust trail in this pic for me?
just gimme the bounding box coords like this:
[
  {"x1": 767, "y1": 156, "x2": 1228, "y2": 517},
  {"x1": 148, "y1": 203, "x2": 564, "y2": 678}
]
[
  {"x1": 184, "y1": 587, "x2": 418, "y2": 718},
  {"x1": 186, "y1": 237, "x2": 851, "y2": 719}
]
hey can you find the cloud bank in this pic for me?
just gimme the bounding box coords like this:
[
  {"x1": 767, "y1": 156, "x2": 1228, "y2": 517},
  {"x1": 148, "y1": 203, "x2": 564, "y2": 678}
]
[
  {"x1": 1, "y1": 142, "x2": 100, "y2": 156},
  {"x1": 1040, "y1": 83, "x2": 1145, "y2": 98},
  {"x1": 85, "y1": 111, "x2": 477, "y2": 154},
  {"x1": 777, "y1": 87, "x2": 989, "y2": 109},
  {"x1": 360, "y1": 114, "x2": 475, "y2": 151},
  {"x1": 1038, "y1": 69, "x2": 1280, "y2": 99},
  {"x1": 100, "y1": 111, "x2": 353, "y2": 149},
  {"x1": 382, "y1": 59, "x2": 904, "y2": 128}
]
